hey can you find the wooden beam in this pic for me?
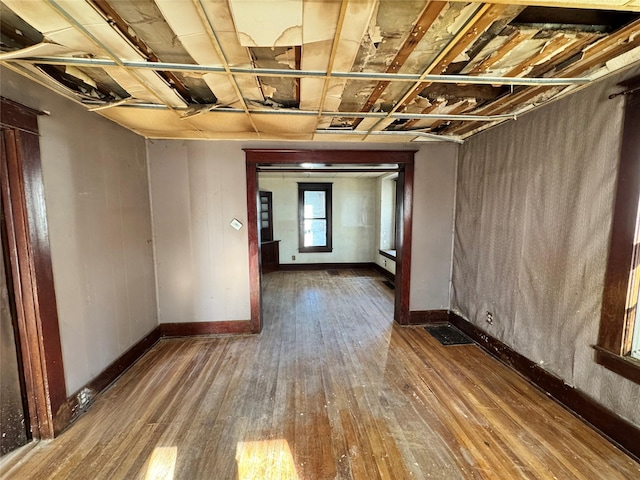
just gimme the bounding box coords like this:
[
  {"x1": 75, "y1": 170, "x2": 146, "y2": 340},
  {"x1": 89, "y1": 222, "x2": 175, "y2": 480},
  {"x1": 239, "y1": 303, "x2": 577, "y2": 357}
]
[
  {"x1": 447, "y1": 0, "x2": 640, "y2": 13},
  {"x1": 444, "y1": 17, "x2": 640, "y2": 137},
  {"x1": 468, "y1": 31, "x2": 531, "y2": 75},
  {"x1": 396, "y1": 3, "x2": 508, "y2": 113},
  {"x1": 358, "y1": 1, "x2": 448, "y2": 115},
  {"x1": 401, "y1": 99, "x2": 448, "y2": 130},
  {"x1": 504, "y1": 34, "x2": 574, "y2": 78},
  {"x1": 426, "y1": 100, "x2": 473, "y2": 131}
]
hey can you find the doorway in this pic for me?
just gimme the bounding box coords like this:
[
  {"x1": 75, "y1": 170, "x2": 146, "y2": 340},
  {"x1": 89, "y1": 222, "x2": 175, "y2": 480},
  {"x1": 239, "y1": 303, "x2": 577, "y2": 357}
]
[
  {"x1": 245, "y1": 149, "x2": 415, "y2": 332},
  {"x1": 0, "y1": 98, "x2": 66, "y2": 442}
]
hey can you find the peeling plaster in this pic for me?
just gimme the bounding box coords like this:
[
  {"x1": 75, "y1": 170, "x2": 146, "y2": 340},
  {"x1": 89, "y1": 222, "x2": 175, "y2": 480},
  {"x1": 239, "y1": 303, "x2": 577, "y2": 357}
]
[
  {"x1": 275, "y1": 48, "x2": 297, "y2": 69},
  {"x1": 65, "y1": 66, "x2": 97, "y2": 88},
  {"x1": 2, "y1": 0, "x2": 639, "y2": 143},
  {"x1": 262, "y1": 84, "x2": 278, "y2": 98},
  {"x1": 446, "y1": 3, "x2": 482, "y2": 36},
  {"x1": 229, "y1": 0, "x2": 303, "y2": 47}
]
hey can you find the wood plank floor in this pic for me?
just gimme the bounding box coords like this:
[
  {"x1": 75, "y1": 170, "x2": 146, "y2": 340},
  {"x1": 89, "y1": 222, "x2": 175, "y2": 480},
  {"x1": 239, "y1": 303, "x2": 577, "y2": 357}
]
[{"x1": 4, "y1": 269, "x2": 639, "y2": 479}]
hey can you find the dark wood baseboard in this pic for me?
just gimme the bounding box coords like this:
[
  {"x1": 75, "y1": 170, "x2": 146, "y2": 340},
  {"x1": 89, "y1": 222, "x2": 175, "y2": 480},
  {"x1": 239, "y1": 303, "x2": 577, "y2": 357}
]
[
  {"x1": 277, "y1": 262, "x2": 396, "y2": 283},
  {"x1": 54, "y1": 319, "x2": 255, "y2": 433},
  {"x1": 54, "y1": 326, "x2": 161, "y2": 432},
  {"x1": 408, "y1": 309, "x2": 450, "y2": 325},
  {"x1": 160, "y1": 320, "x2": 254, "y2": 337},
  {"x1": 278, "y1": 262, "x2": 376, "y2": 271},
  {"x1": 372, "y1": 263, "x2": 395, "y2": 282},
  {"x1": 448, "y1": 311, "x2": 640, "y2": 462}
]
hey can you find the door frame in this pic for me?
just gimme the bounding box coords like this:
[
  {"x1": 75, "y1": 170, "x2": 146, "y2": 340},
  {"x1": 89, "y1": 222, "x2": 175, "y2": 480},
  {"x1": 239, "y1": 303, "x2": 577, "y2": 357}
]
[
  {"x1": 0, "y1": 97, "x2": 66, "y2": 439},
  {"x1": 244, "y1": 149, "x2": 415, "y2": 332}
]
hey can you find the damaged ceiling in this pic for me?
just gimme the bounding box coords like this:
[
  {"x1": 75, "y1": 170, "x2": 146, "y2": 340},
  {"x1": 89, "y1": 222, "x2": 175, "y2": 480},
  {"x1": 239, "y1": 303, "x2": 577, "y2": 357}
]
[{"x1": 1, "y1": 1, "x2": 640, "y2": 143}]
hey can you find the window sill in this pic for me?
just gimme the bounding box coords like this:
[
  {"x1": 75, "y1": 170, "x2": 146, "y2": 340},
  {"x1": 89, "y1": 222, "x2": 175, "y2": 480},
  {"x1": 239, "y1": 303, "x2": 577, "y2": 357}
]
[
  {"x1": 299, "y1": 247, "x2": 332, "y2": 253},
  {"x1": 594, "y1": 345, "x2": 640, "y2": 385},
  {"x1": 379, "y1": 249, "x2": 396, "y2": 261}
]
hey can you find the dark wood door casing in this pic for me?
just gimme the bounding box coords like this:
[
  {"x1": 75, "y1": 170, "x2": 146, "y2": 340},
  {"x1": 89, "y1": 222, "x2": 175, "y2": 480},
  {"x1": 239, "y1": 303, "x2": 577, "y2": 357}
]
[
  {"x1": 0, "y1": 97, "x2": 66, "y2": 438},
  {"x1": 245, "y1": 149, "x2": 416, "y2": 331}
]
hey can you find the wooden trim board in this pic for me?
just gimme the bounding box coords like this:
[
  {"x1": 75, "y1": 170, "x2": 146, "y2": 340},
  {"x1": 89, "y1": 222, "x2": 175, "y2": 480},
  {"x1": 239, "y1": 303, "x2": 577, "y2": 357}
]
[
  {"x1": 408, "y1": 310, "x2": 450, "y2": 325},
  {"x1": 57, "y1": 319, "x2": 254, "y2": 432},
  {"x1": 160, "y1": 320, "x2": 254, "y2": 337},
  {"x1": 56, "y1": 326, "x2": 161, "y2": 430},
  {"x1": 279, "y1": 262, "x2": 377, "y2": 271},
  {"x1": 1, "y1": 97, "x2": 65, "y2": 439}
]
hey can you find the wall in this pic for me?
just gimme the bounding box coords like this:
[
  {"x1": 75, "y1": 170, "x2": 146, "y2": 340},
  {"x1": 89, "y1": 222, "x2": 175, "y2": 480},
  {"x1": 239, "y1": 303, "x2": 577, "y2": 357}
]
[
  {"x1": 258, "y1": 175, "x2": 377, "y2": 264},
  {"x1": 410, "y1": 144, "x2": 458, "y2": 311},
  {"x1": 147, "y1": 140, "x2": 457, "y2": 322},
  {"x1": 452, "y1": 64, "x2": 640, "y2": 427},
  {"x1": 375, "y1": 174, "x2": 397, "y2": 276},
  {"x1": 148, "y1": 141, "x2": 252, "y2": 324},
  {"x1": 0, "y1": 67, "x2": 157, "y2": 396}
]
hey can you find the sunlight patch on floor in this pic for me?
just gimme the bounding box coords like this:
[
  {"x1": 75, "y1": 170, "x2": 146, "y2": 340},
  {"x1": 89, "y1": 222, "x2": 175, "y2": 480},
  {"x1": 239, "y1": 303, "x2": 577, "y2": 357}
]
[
  {"x1": 144, "y1": 446, "x2": 177, "y2": 480},
  {"x1": 236, "y1": 439, "x2": 298, "y2": 479}
]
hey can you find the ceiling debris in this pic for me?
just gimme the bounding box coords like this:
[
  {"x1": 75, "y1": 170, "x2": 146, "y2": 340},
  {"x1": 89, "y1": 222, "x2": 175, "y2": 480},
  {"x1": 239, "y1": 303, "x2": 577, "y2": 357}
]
[{"x1": 1, "y1": 0, "x2": 639, "y2": 142}]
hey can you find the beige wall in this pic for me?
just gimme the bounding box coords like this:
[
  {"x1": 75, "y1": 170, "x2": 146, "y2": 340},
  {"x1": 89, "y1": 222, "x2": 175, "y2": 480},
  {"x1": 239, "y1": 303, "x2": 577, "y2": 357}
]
[
  {"x1": 410, "y1": 144, "x2": 458, "y2": 311},
  {"x1": 452, "y1": 64, "x2": 640, "y2": 427},
  {"x1": 1, "y1": 67, "x2": 157, "y2": 395},
  {"x1": 147, "y1": 141, "x2": 252, "y2": 324},
  {"x1": 147, "y1": 140, "x2": 458, "y2": 323},
  {"x1": 258, "y1": 175, "x2": 377, "y2": 264}
]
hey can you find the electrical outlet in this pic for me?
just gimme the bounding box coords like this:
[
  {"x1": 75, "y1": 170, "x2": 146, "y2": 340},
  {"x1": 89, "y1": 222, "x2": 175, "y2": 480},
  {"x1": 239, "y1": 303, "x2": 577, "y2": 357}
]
[
  {"x1": 486, "y1": 311, "x2": 494, "y2": 325},
  {"x1": 383, "y1": 259, "x2": 387, "y2": 267},
  {"x1": 292, "y1": 255, "x2": 296, "y2": 261}
]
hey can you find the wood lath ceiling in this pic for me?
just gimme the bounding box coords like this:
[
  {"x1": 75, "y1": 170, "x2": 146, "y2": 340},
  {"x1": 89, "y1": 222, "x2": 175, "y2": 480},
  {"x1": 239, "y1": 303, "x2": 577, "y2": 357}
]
[{"x1": 1, "y1": 0, "x2": 639, "y2": 143}]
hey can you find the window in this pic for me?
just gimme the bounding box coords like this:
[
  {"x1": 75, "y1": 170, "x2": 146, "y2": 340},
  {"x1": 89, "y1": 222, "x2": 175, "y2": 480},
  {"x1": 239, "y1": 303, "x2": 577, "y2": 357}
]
[
  {"x1": 298, "y1": 183, "x2": 332, "y2": 253},
  {"x1": 379, "y1": 175, "x2": 397, "y2": 251},
  {"x1": 595, "y1": 77, "x2": 640, "y2": 384},
  {"x1": 259, "y1": 191, "x2": 273, "y2": 242}
]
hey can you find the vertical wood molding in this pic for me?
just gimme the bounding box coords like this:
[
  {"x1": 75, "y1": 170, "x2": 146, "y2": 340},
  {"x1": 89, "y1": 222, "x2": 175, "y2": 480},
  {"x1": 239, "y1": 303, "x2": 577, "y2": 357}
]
[
  {"x1": 0, "y1": 98, "x2": 66, "y2": 438},
  {"x1": 395, "y1": 161, "x2": 414, "y2": 325},
  {"x1": 246, "y1": 161, "x2": 262, "y2": 334}
]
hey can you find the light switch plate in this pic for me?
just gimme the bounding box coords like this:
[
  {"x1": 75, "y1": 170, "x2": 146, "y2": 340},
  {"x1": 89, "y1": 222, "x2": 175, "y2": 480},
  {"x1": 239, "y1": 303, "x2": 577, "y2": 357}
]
[{"x1": 230, "y1": 218, "x2": 243, "y2": 230}]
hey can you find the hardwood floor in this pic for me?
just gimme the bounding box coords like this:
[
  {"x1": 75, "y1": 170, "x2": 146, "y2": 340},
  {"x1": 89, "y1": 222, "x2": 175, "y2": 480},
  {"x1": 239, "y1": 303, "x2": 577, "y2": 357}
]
[{"x1": 4, "y1": 269, "x2": 639, "y2": 479}]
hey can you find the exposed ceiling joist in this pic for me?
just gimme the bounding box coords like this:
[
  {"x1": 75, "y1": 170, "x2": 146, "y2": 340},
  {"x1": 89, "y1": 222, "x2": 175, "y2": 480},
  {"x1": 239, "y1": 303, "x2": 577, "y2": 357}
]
[
  {"x1": 445, "y1": 14, "x2": 640, "y2": 136},
  {"x1": 1, "y1": 0, "x2": 639, "y2": 143},
  {"x1": 451, "y1": 0, "x2": 640, "y2": 13}
]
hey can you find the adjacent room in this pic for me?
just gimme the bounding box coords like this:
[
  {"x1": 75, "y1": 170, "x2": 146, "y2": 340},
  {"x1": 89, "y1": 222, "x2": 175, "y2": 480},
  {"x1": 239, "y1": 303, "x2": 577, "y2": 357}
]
[{"x1": 2, "y1": 1, "x2": 640, "y2": 478}]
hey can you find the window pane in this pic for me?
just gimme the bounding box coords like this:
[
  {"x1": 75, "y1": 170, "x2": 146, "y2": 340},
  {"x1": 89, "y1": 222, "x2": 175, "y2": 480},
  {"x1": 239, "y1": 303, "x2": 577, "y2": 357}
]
[
  {"x1": 303, "y1": 219, "x2": 326, "y2": 247},
  {"x1": 304, "y1": 191, "x2": 326, "y2": 218}
]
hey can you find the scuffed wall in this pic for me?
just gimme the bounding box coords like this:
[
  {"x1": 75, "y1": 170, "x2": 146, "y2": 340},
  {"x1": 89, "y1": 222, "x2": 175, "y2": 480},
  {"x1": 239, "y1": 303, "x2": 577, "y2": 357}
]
[
  {"x1": 258, "y1": 175, "x2": 377, "y2": 264},
  {"x1": 410, "y1": 144, "x2": 458, "y2": 311},
  {"x1": 147, "y1": 141, "x2": 457, "y2": 323},
  {"x1": 452, "y1": 64, "x2": 640, "y2": 427},
  {"x1": 147, "y1": 141, "x2": 252, "y2": 324},
  {"x1": 0, "y1": 67, "x2": 157, "y2": 396}
]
